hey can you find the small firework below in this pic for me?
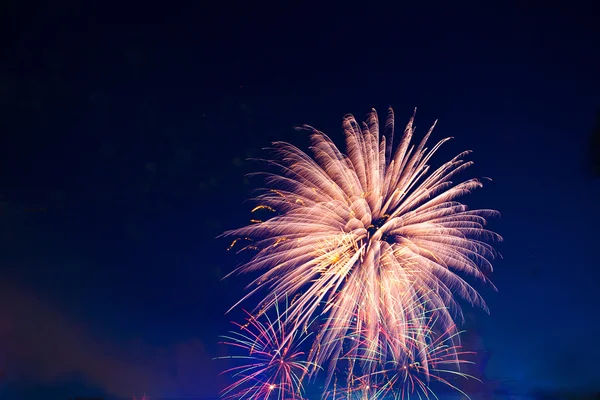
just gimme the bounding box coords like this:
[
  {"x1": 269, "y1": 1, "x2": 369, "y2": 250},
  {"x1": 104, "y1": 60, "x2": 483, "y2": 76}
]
[
  {"x1": 335, "y1": 319, "x2": 477, "y2": 399},
  {"x1": 216, "y1": 296, "x2": 319, "y2": 400}
]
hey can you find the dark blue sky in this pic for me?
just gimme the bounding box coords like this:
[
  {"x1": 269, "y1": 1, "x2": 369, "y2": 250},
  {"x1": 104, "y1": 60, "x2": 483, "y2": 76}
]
[{"x1": 0, "y1": 1, "x2": 598, "y2": 399}]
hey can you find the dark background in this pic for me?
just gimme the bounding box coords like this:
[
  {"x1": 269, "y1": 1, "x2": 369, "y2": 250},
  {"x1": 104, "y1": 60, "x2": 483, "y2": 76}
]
[{"x1": 0, "y1": 1, "x2": 598, "y2": 399}]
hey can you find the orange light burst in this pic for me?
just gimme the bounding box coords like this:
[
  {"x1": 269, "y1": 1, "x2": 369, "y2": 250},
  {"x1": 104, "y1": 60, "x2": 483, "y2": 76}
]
[{"x1": 222, "y1": 107, "x2": 501, "y2": 394}]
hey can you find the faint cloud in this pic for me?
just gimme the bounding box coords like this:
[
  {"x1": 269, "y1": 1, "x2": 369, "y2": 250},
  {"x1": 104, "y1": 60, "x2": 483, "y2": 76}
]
[{"x1": 0, "y1": 281, "x2": 223, "y2": 398}]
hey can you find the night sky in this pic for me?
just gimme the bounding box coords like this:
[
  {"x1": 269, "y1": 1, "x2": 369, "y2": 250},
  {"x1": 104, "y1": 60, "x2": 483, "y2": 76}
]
[{"x1": 1, "y1": 1, "x2": 599, "y2": 399}]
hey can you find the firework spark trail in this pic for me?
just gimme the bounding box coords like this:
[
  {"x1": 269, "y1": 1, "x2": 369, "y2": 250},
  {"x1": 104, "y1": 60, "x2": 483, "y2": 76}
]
[
  {"x1": 216, "y1": 296, "x2": 319, "y2": 400},
  {"x1": 222, "y1": 107, "x2": 501, "y2": 389},
  {"x1": 324, "y1": 312, "x2": 478, "y2": 400}
]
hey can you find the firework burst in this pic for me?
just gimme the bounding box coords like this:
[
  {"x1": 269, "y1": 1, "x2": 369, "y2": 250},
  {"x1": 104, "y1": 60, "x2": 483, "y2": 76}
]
[
  {"x1": 217, "y1": 296, "x2": 319, "y2": 399},
  {"x1": 222, "y1": 107, "x2": 501, "y2": 392},
  {"x1": 325, "y1": 311, "x2": 478, "y2": 399}
]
